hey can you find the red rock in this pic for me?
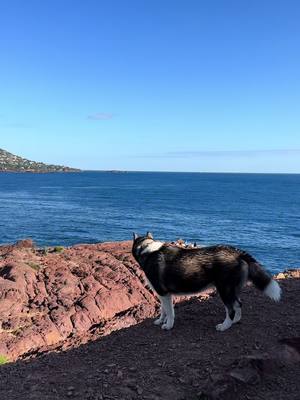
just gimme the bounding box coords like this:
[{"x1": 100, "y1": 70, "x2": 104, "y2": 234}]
[
  {"x1": 0, "y1": 240, "x2": 154, "y2": 360},
  {"x1": 70, "y1": 310, "x2": 92, "y2": 333},
  {"x1": 15, "y1": 239, "x2": 35, "y2": 249}
]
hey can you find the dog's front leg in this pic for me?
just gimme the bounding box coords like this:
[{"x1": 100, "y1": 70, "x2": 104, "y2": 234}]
[
  {"x1": 160, "y1": 294, "x2": 174, "y2": 330},
  {"x1": 154, "y1": 300, "x2": 167, "y2": 326}
]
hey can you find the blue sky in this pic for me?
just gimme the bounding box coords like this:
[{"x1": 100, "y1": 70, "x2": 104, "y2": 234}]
[{"x1": 0, "y1": 0, "x2": 299, "y2": 172}]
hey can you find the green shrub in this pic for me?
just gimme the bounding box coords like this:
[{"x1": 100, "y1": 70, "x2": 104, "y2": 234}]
[
  {"x1": 26, "y1": 262, "x2": 40, "y2": 271},
  {"x1": 0, "y1": 355, "x2": 9, "y2": 365},
  {"x1": 53, "y1": 246, "x2": 64, "y2": 253}
]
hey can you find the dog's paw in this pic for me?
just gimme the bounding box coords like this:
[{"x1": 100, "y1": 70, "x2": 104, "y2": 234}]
[
  {"x1": 215, "y1": 322, "x2": 231, "y2": 332},
  {"x1": 154, "y1": 318, "x2": 163, "y2": 326},
  {"x1": 216, "y1": 323, "x2": 226, "y2": 332},
  {"x1": 161, "y1": 321, "x2": 174, "y2": 330}
]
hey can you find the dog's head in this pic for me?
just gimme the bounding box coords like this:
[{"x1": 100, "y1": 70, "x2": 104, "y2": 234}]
[{"x1": 132, "y1": 231, "x2": 155, "y2": 261}]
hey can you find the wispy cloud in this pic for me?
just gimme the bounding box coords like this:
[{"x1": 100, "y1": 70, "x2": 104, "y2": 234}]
[
  {"x1": 135, "y1": 149, "x2": 300, "y2": 158},
  {"x1": 87, "y1": 112, "x2": 114, "y2": 120}
]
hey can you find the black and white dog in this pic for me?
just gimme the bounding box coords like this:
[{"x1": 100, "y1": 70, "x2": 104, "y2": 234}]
[{"x1": 132, "y1": 232, "x2": 281, "y2": 331}]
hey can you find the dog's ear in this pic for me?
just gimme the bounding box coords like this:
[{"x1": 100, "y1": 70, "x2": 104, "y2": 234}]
[
  {"x1": 146, "y1": 231, "x2": 153, "y2": 240},
  {"x1": 133, "y1": 232, "x2": 139, "y2": 241}
]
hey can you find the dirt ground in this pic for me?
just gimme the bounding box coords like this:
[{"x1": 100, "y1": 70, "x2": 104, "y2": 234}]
[{"x1": 0, "y1": 273, "x2": 299, "y2": 400}]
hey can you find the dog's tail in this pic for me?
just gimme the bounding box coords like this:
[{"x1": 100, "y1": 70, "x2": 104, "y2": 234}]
[{"x1": 240, "y1": 252, "x2": 281, "y2": 301}]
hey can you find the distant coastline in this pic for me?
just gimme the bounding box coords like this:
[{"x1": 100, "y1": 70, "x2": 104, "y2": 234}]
[
  {"x1": 0, "y1": 170, "x2": 81, "y2": 173},
  {"x1": 0, "y1": 168, "x2": 81, "y2": 173},
  {"x1": 0, "y1": 148, "x2": 80, "y2": 173}
]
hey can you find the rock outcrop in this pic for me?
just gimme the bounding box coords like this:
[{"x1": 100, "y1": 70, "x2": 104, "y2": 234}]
[{"x1": 0, "y1": 240, "x2": 159, "y2": 360}]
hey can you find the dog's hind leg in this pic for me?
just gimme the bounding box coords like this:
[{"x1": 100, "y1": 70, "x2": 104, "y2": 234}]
[
  {"x1": 160, "y1": 294, "x2": 174, "y2": 330},
  {"x1": 215, "y1": 261, "x2": 246, "y2": 331},
  {"x1": 216, "y1": 305, "x2": 234, "y2": 331},
  {"x1": 233, "y1": 299, "x2": 242, "y2": 323},
  {"x1": 216, "y1": 297, "x2": 242, "y2": 330},
  {"x1": 232, "y1": 260, "x2": 247, "y2": 324},
  {"x1": 215, "y1": 285, "x2": 237, "y2": 332}
]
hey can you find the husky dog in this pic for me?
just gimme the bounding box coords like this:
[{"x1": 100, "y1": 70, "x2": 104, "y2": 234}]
[{"x1": 132, "y1": 232, "x2": 281, "y2": 331}]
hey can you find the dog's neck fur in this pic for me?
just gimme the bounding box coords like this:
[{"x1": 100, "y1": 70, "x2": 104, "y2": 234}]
[
  {"x1": 141, "y1": 241, "x2": 164, "y2": 254},
  {"x1": 139, "y1": 239, "x2": 164, "y2": 256}
]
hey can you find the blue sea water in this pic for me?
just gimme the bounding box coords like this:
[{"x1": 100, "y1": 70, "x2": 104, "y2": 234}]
[{"x1": 0, "y1": 171, "x2": 299, "y2": 273}]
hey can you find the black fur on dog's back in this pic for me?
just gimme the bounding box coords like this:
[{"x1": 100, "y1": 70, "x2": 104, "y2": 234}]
[{"x1": 133, "y1": 242, "x2": 273, "y2": 296}]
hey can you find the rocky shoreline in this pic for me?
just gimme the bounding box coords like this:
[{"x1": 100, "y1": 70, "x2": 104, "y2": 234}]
[{"x1": 0, "y1": 239, "x2": 299, "y2": 399}]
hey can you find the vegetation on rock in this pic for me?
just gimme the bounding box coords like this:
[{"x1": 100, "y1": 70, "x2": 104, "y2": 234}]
[
  {"x1": 0, "y1": 355, "x2": 9, "y2": 365},
  {"x1": 0, "y1": 148, "x2": 80, "y2": 173}
]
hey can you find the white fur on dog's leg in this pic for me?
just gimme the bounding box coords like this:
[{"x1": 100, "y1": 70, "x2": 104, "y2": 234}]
[
  {"x1": 216, "y1": 307, "x2": 233, "y2": 332},
  {"x1": 233, "y1": 302, "x2": 242, "y2": 323},
  {"x1": 160, "y1": 295, "x2": 174, "y2": 330},
  {"x1": 154, "y1": 314, "x2": 166, "y2": 325},
  {"x1": 154, "y1": 303, "x2": 166, "y2": 325},
  {"x1": 154, "y1": 315, "x2": 167, "y2": 325}
]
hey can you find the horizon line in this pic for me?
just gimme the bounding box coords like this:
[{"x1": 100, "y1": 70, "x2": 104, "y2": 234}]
[{"x1": 81, "y1": 169, "x2": 300, "y2": 175}]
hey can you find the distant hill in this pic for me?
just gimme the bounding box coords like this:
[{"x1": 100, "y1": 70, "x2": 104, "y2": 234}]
[{"x1": 0, "y1": 148, "x2": 80, "y2": 172}]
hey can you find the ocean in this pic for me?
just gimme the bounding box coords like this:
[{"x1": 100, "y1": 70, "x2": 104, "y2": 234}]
[{"x1": 0, "y1": 171, "x2": 299, "y2": 273}]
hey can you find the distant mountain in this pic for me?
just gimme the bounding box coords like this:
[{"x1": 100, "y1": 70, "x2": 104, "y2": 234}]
[{"x1": 0, "y1": 148, "x2": 80, "y2": 172}]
